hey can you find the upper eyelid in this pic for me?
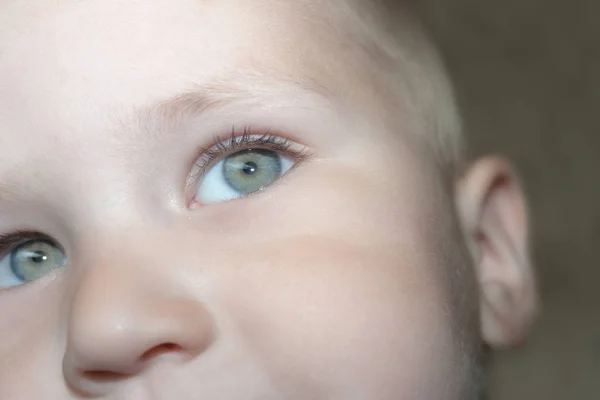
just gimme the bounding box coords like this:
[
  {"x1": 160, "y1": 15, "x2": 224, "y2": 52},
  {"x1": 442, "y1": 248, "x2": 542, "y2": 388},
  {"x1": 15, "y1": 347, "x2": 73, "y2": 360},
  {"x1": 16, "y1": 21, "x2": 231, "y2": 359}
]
[
  {"x1": 193, "y1": 129, "x2": 310, "y2": 171},
  {"x1": 0, "y1": 231, "x2": 37, "y2": 248},
  {"x1": 0, "y1": 231, "x2": 50, "y2": 257},
  {"x1": 185, "y1": 129, "x2": 312, "y2": 193}
]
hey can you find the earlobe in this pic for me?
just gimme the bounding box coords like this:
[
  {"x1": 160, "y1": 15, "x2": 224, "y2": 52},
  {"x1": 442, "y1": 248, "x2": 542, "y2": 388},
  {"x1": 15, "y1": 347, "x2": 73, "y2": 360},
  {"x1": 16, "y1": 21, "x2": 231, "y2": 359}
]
[{"x1": 456, "y1": 156, "x2": 538, "y2": 348}]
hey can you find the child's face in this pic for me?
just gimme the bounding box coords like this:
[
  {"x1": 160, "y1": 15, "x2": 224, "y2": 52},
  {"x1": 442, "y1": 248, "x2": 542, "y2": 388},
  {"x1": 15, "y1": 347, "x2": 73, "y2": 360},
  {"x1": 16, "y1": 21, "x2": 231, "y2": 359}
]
[{"x1": 0, "y1": 1, "x2": 534, "y2": 399}]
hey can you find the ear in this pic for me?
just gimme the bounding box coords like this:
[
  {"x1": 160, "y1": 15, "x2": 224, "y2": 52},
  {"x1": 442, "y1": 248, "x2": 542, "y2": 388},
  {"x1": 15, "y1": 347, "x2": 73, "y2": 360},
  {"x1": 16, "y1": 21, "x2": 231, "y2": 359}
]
[{"x1": 456, "y1": 156, "x2": 538, "y2": 348}]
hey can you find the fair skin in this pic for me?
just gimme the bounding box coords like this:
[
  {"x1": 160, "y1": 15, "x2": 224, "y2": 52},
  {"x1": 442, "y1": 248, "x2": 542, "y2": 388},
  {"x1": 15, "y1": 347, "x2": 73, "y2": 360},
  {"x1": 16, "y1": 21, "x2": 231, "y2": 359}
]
[{"x1": 0, "y1": 1, "x2": 536, "y2": 399}]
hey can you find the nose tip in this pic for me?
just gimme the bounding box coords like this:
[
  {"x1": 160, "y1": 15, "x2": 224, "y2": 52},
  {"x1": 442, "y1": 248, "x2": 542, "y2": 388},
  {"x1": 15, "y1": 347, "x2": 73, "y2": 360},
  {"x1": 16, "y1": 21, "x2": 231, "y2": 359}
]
[
  {"x1": 62, "y1": 268, "x2": 216, "y2": 397},
  {"x1": 66, "y1": 304, "x2": 214, "y2": 370}
]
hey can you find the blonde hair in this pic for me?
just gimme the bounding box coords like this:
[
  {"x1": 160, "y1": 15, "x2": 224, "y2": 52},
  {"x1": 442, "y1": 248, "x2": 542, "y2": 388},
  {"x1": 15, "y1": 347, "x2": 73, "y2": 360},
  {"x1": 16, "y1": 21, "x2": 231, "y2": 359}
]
[{"x1": 321, "y1": 0, "x2": 466, "y2": 176}]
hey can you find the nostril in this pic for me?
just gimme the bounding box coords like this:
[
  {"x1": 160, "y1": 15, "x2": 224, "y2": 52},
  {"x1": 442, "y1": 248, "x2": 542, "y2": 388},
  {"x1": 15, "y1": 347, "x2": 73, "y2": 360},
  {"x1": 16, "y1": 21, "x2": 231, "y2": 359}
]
[
  {"x1": 74, "y1": 343, "x2": 185, "y2": 386},
  {"x1": 80, "y1": 370, "x2": 131, "y2": 382},
  {"x1": 140, "y1": 342, "x2": 183, "y2": 362}
]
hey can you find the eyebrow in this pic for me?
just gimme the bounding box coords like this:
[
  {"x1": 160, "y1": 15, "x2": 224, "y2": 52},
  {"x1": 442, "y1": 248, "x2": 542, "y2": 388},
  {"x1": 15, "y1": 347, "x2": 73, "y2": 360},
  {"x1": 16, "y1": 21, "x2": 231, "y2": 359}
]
[
  {"x1": 0, "y1": 71, "x2": 334, "y2": 204},
  {"x1": 0, "y1": 172, "x2": 32, "y2": 205},
  {"x1": 135, "y1": 71, "x2": 334, "y2": 137}
]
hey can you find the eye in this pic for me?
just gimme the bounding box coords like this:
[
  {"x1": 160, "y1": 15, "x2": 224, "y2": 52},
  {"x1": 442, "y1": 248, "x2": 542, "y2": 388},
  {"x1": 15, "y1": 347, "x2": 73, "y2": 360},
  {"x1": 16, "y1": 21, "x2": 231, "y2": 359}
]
[
  {"x1": 0, "y1": 238, "x2": 67, "y2": 289},
  {"x1": 196, "y1": 148, "x2": 295, "y2": 204}
]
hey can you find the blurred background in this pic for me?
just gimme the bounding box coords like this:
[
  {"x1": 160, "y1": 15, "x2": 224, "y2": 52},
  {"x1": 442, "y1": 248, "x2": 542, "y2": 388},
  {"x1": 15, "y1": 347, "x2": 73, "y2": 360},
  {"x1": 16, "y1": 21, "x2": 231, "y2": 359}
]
[{"x1": 414, "y1": 0, "x2": 599, "y2": 398}]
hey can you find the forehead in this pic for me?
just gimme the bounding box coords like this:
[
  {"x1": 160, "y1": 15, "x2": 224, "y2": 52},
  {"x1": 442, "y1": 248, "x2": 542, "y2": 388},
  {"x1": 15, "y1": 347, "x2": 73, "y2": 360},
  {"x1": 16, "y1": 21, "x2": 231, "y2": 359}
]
[
  {"x1": 1, "y1": 1, "x2": 361, "y2": 145},
  {"x1": 0, "y1": 0, "x2": 364, "y2": 177},
  {"x1": 0, "y1": 0, "x2": 401, "y2": 201},
  {"x1": 0, "y1": 0, "x2": 331, "y2": 110},
  {"x1": 0, "y1": 0, "x2": 416, "y2": 198}
]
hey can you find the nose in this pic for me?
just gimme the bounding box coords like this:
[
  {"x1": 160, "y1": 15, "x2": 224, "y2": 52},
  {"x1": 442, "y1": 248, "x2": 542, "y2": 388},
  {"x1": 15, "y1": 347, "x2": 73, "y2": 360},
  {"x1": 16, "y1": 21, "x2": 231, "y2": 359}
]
[{"x1": 62, "y1": 245, "x2": 216, "y2": 397}]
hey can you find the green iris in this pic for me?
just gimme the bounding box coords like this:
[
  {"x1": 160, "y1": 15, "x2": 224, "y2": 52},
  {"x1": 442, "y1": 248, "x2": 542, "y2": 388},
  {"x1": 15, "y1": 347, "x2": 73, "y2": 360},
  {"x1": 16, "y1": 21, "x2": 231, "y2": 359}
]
[
  {"x1": 10, "y1": 240, "x2": 66, "y2": 282},
  {"x1": 223, "y1": 149, "x2": 282, "y2": 195}
]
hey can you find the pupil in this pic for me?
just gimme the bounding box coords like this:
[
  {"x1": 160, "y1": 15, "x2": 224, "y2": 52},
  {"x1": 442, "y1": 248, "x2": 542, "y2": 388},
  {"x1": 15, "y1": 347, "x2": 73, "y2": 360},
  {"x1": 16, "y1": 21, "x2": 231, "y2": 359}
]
[
  {"x1": 242, "y1": 161, "x2": 258, "y2": 175},
  {"x1": 31, "y1": 251, "x2": 47, "y2": 264}
]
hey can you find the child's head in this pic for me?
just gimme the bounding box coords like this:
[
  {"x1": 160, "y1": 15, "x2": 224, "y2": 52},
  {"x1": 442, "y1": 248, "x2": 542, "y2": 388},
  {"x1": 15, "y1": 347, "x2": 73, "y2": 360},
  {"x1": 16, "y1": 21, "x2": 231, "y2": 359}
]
[{"x1": 0, "y1": 1, "x2": 537, "y2": 399}]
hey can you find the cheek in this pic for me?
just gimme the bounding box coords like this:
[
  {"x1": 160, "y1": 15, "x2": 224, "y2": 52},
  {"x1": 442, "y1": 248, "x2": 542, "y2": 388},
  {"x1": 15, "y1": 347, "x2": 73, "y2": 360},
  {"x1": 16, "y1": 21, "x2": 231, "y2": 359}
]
[
  {"x1": 182, "y1": 155, "x2": 467, "y2": 396},
  {"x1": 217, "y1": 237, "x2": 459, "y2": 398},
  {"x1": 0, "y1": 282, "x2": 67, "y2": 399},
  {"x1": 190, "y1": 158, "x2": 462, "y2": 392},
  {"x1": 203, "y1": 158, "x2": 441, "y2": 255}
]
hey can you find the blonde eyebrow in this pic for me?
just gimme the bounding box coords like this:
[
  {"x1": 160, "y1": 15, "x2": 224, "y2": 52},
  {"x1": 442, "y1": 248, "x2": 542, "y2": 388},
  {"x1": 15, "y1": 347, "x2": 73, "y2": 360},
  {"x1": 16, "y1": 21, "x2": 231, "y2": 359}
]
[
  {"x1": 135, "y1": 70, "x2": 334, "y2": 133},
  {"x1": 0, "y1": 171, "x2": 34, "y2": 205},
  {"x1": 0, "y1": 72, "x2": 333, "y2": 204}
]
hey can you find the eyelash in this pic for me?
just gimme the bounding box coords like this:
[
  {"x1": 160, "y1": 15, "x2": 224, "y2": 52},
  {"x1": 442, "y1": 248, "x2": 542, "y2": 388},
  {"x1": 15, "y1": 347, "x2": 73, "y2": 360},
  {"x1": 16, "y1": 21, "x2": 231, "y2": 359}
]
[
  {"x1": 192, "y1": 126, "x2": 311, "y2": 178},
  {"x1": 0, "y1": 230, "x2": 48, "y2": 258},
  {"x1": 0, "y1": 130, "x2": 307, "y2": 252}
]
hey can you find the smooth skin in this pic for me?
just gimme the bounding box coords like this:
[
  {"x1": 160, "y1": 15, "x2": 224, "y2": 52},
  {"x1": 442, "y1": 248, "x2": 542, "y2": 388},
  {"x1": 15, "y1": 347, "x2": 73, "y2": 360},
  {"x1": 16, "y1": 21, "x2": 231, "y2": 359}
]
[{"x1": 0, "y1": 1, "x2": 537, "y2": 399}]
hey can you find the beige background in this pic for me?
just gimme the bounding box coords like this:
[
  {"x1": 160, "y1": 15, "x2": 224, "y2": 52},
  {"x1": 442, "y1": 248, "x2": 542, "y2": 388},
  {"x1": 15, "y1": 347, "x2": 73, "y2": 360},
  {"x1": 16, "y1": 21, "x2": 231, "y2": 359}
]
[{"x1": 414, "y1": 0, "x2": 600, "y2": 398}]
